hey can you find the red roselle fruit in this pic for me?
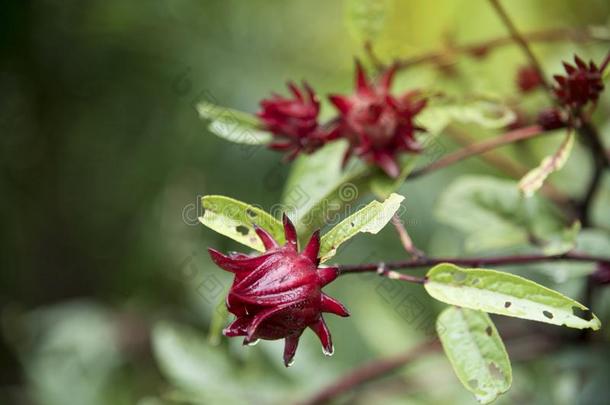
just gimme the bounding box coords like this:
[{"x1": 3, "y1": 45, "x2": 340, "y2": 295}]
[
  {"x1": 208, "y1": 214, "x2": 349, "y2": 367},
  {"x1": 553, "y1": 55, "x2": 604, "y2": 109},
  {"x1": 327, "y1": 62, "x2": 427, "y2": 178},
  {"x1": 258, "y1": 82, "x2": 326, "y2": 160},
  {"x1": 516, "y1": 65, "x2": 542, "y2": 93}
]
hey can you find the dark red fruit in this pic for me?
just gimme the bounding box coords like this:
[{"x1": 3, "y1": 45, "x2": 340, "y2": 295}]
[
  {"x1": 516, "y1": 66, "x2": 542, "y2": 93},
  {"x1": 553, "y1": 55, "x2": 604, "y2": 109},
  {"x1": 536, "y1": 107, "x2": 568, "y2": 130},
  {"x1": 258, "y1": 82, "x2": 326, "y2": 160},
  {"x1": 327, "y1": 62, "x2": 427, "y2": 178},
  {"x1": 208, "y1": 214, "x2": 349, "y2": 367}
]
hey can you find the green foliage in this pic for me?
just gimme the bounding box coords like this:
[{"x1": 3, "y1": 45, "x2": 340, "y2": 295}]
[
  {"x1": 435, "y1": 175, "x2": 566, "y2": 252},
  {"x1": 417, "y1": 100, "x2": 516, "y2": 135},
  {"x1": 199, "y1": 195, "x2": 285, "y2": 251},
  {"x1": 345, "y1": 0, "x2": 389, "y2": 44},
  {"x1": 281, "y1": 141, "x2": 371, "y2": 236},
  {"x1": 196, "y1": 102, "x2": 272, "y2": 145},
  {"x1": 518, "y1": 131, "x2": 575, "y2": 197},
  {"x1": 437, "y1": 307, "x2": 512, "y2": 404},
  {"x1": 319, "y1": 193, "x2": 404, "y2": 262},
  {"x1": 425, "y1": 263, "x2": 601, "y2": 330}
]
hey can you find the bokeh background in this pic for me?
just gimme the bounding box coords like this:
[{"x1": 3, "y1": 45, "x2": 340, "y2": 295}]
[{"x1": 1, "y1": 0, "x2": 610, "y2": 404}]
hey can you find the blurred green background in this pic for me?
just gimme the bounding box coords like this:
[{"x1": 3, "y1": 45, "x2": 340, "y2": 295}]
[{"x1": 1, "y1": 0, "x2": 610, "y2": 404}]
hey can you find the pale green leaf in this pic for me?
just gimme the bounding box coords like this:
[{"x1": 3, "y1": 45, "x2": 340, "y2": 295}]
[
  {"x1": 418, "y1": 101, "x2": 516, "y2": 135},
  {"x1": 519, "y1": 131, "x2": 574, "y2": 197},
  {"x1": 425, "y1": 263, "x2": 601, "y2": 330},
  {"x1": 542, "y1": 220, "x2": 581, "y2": 256},
  {"x1": 196, "y1": 102, "x2": 272, "y2": 145},
  {"x1": 199, "y1": 195, "x2": 284, "y2": 251},
  {"x1": 282, "y1": 141, "x2": 371, "y2": 237},
  {"x1": 437, "y1": 307, "x2": 512, "y2": 404},
  {"x1": 435, "y1": 175, "x2": 565, "y2": 252},
  {"x1": 319, "y1": 193, "x2": 404, "y2": 262}
]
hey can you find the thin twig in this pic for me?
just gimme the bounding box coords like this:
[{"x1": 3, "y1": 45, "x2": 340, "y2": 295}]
[
  {"x1": 393, "y1": 27, "x2": 609, "y2": 71},
  {"x1": 488, "y1": 0, "x2": 552, "y2": 92},
  {"x1": 408, "y1": 125, "x2": 546, "y2": 180},
  {"x1": 339, "y1": 251, "x2": 610, "y2": 274},
  {"x1": 444, "y1": 126, "x2": 572, "y2": 206},
  {"x1": 297, "y1": 340, "x2": 440, "y2": 405},
  {"x1": 391, "y1": 215, "x2": 424, "y2": 259},
  {"x1": 376, "y1": 262, "x2": 427, "y2": 284}
]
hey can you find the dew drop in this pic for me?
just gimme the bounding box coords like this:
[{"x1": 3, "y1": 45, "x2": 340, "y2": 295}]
[
  {"x1": 246, "y1": 339, "x2": 260, "y2": 346},
  {"x1": 286, "y1": 358, "x2": 295, "y2": 367},
  {"x1": 322, "y1": 345, "x2": 335, "y2": 357}
]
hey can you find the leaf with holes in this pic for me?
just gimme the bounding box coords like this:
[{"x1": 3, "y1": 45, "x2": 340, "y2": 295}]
[
  {"x1": 437, "y1": 307, "x2": 512, "y2": 404},
  {"x1": 519, "y1": 130, "x2": 574, "y2": 197},
  {"x1": 425, "y1": 263, "x2": 601, "y2": 330},
  {"x1": 197, "y1": 102, "x2": 272, "y2": 145},
  {"x1": 199, "y1": 195, "x2": 284, "y2": 251},
  {"x1": 319, "y1": 193, "x2": 404, "y2": 262}
]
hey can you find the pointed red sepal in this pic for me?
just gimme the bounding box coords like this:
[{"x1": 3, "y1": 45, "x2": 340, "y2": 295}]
[
  {"x1": 208, "y1": 248, "x2": 271, "y2": 273},
  {"x1": 355, "y1": 60, "x2": 371, "y2": 95},
  {"x1": 309, "y1": 317, "x2": 334, "y2": 356},
  {"x1": 574, "y1": 55, "x2": 586, "y2": 69},
  {"x1": 302, "y1": 230, "x2": 320, "y2": 264},
  {"x1": 254, "y1": 224, "x2": 278, "y2": 250},
  {"x1": 223, "y1": 317, "x2": 251, "y2": 337},
  {"x1": 563, "y1": 62, "x2": 576, "y2": 74},
  {"x1": 283, "y1": 213, "x2": 298, "y2": 249},
  {"x1": 378, "y1": 64, "x2": 396, "y2": 92},
  {"x1": 374, "y1": 152, "x2": 400, "y2": 178},
  {"x1": 317, "y1": 267, "x2": 339, "y2": 286},
  {"x1": 328, "y1": 95, "x2": 352, "y2": 115},
  {"x1": 283, "y1": 331, "x2": 303, "y2": 367},
  {"x1": 321, "y1": 294, "x2": 350, "y2": 317}
]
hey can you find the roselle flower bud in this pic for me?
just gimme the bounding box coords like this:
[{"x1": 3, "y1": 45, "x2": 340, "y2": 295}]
[
  {"x1": 553, "y1": 55, "x2": 604, "y2": 109},
  {"x1": 536, "y1": 107, "x2": 567, "y2": 130},
  {"x1": 327, "y1": 62, "x2": 427, "y2": 178},
  {"x1": 208, "y1": 214, "x2": 349, "y2": 367},
  {"x1": 258, "y1": 82, "x2": 325, "y2": 160},
  {"x1": 516, "y1": 65, "x2": 542, "y2": 93}
]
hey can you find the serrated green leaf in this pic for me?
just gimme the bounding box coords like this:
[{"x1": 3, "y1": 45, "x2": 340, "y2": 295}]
[
  {"x1": 282, "y1": 141, "x2": 371, "y2": 237},
  {"x1": 319, "y1": 193, "x2": 404, "y2": 262},
  {"x1": 437, "y1": 307, "x2": 512, "y2": 404},
  {"x1": 425, "y1": 263, "x2": 601, "y2": 330},
  {"x1": 199, "y1": 195, "x2": 284, "y2": 251},
  {"x1": 519, "y1": 130, "x2": 574, "y2": 197},
  {"x1": 435, "y1": 175, "x2": 565, "y2": 252},
  {"x1": 196, "y1": 102, "x2": 272, "y2": 145}
]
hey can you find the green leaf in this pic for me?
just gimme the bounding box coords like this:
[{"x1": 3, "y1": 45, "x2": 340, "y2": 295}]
[
  {"x1": 542, "y1": 220, "x2": 581, "y2": 256},
  {"x1": 196, "y1": 102, "x2": 272, "y2": 145},
  {"x1": 369, "y1": 158, "x2": 417, "y2": 199},
  {"x1": 152, "y1": 322, "x2": 241, "y2": 402},
  {"x1": 199, "y1": 195, "x2": 284, "y2": 251},
  {"x1": 345, "y1": 0, "x2": 389, "y2": 44},
  {"x1": 282, "y1": 141, "x2": 370, "y2": 236},
  {"x1": 425, "y1": 263, "x2": 601, "y2": 330},
  {"x1": 435, "y1": 175, "x2": 565, "y2": 252},
  {"x1": 519, "y1": 131, "x2": 574, "y2": 197},
  {"x1": 418, "y1": 101, "x2": 516, "y2": 135},
  {"x1": 319, "y1": 193, "x2": 405, "y2": 262},
  {"x1": 437, "y1": 307, "x2": 512, "y2": 404}
]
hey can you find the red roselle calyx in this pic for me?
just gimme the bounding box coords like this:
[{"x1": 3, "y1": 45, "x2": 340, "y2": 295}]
[
  {"x1": 516, "y1": 65, "x2": 542, "y2": 93},
  {"x1": 553, "y1": 55, "x2": 604, "y2": 109},
  {"x1": 327, "y1": 62, "x2": 427, "y2": 178},
  {"x1": 208, "y1": 214, "x2": 349, "y2": 367},
  {"x1": 258, "y1": 82, "x2": 326, "y2": 160}
]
